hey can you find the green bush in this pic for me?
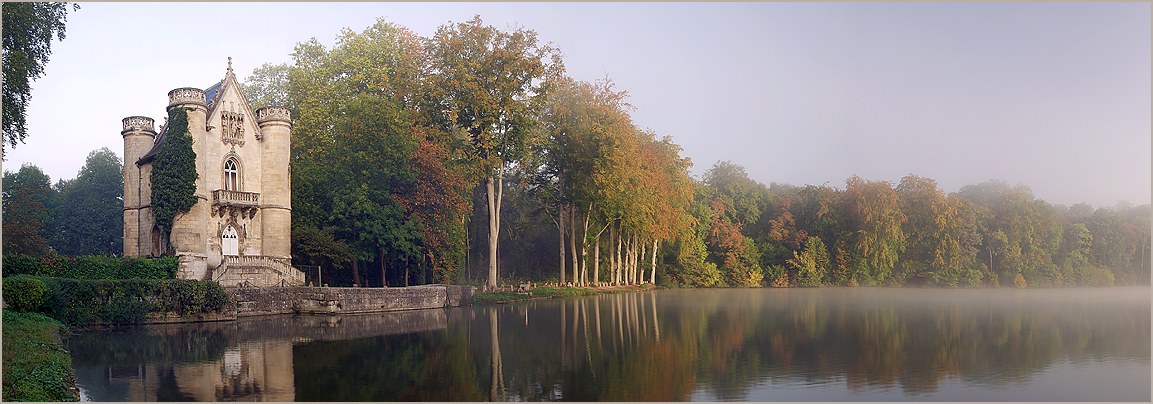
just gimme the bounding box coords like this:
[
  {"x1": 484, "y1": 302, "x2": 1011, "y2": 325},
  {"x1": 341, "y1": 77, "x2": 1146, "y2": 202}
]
[
  {"x1": 2, "y1": 254, "x2": 177, "y2": 280},
  {"x1": 2, "y1": 255, "x2": 41, "y2": 277},
  {"x1": 2, "y1": 311, "x2": 79, "y2": 402},
  {"x1": 3, "y1": 275, "x2": 46, "y2": 311},
  {"x1": 9, "y1": 276, "x2": 230, "y2": 326}
]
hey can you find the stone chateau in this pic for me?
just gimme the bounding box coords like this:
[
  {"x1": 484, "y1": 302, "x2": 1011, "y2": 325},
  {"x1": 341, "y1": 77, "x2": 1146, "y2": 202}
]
[{"x1": 121, "y1": 59, "x2": 304, "y2": 287}]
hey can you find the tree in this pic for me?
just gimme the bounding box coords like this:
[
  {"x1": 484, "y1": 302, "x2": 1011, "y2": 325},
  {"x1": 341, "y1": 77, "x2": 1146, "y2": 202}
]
[
  {"x1": 266, "y1": 19, "x2": 474, "y2": 286},
  {"x1": 664, "y1": 184, "x2": 722, "y2": 287},
  {"x1": 291, "y1": 224, "x2": 353, "y2": 278},
  {"x1": 843, "y1": 176, "x2": 906, "y2": 285},
  {"x1": 702, "y1": 161, "x2": 766, "y2": 226},
  {"x1": 788, "y1": 236, "x2": 829, "y2": 287},
  {"x1": 700, "y1": 162, "x2": 769, "y2": 287},
  {"x1": 242, "y1": 63, "x2": 290, "y2": 109},
  {"x1": 896, "y1": 175, "x2": 982, "y2": 287},
  {"x1": 46, "y1": 147, "x2": 123, "y2": 255},
  {"x1": 427, "y1": 15, "x2": 562, "y2": 289},
  {"x1": 2, "y1": 2, "x2": 78, "y2": 153},
  {"x1": 2, "y1": 163, "x2": 55, "y2": 255},
  {"x1": 959, "y1": 181, "x2": 1061, "y2": 287},
  {"x1": 150, "y1": 107, "x2": 199, "y2": 250}
]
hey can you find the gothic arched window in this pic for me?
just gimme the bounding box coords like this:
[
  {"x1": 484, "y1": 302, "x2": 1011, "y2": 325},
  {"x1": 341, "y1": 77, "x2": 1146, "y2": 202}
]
[{"x1": 224, "y1": 158, "x2": 239, "y2": 191}]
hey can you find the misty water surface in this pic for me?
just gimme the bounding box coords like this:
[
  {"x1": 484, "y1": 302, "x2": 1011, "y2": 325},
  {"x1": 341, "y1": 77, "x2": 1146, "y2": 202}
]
[{"x1": 67, "y1": 287, "x2": 1149, "y2": 401}]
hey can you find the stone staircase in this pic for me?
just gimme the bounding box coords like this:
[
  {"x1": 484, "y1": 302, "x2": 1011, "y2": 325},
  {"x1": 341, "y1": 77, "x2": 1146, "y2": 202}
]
[{"x1": 214, "y1": 256, "x2": 305, "y2": 287}]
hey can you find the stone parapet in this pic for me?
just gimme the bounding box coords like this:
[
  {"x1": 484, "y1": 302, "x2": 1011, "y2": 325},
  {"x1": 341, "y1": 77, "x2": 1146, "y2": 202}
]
[
  {"x1": 254, "y1": 106, "x2": 291, "y2": 125},
  {"x1": 121, "y1": 116, "x2": 156, "y2": 135},
  {"x1": 168, "y1": 87, "x2": 207, "y2": 108}
]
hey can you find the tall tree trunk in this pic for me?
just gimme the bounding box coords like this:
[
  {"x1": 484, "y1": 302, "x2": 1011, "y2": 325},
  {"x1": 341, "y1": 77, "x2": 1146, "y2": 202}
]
[
  {"x1": 558, "y1": 206, "x2": 566, "y2": 285},
  {"x1": 464, "y1": 217, "x2": 471, "y2": 283},
  {"x1": 385, "y1": 249, "x2": 394, "y2": 287},
  {"x1": 615, "y1": 227, "x2": 623, "y2": 286},
  {"x1": 650, "y1": 239, "x2": 658, "y2": 285},
  {"x1": 497, "y1": 165, "x2": 503, "y2": 273},
  {"x1": 486, "y1": 175, "x2": 500, "y2": 289},
  {"x1": 631, "y1": 233, "x2": 640, "y2": 285},
  {"x1": 988, "y1": 249, "x2": 994, "y2": 286},
  {"x1": 625, "y1": 234, "x2": 633, "y2": 285},
  {"x1": 569, "y1": 205, "x2": 579, "y2": 285},
  {"x1": 609, "y1": 225, "x2": 617, "y2": 285},
  {"x1": 639, "y1": 242, "x2": 647, "y2": 284},
  {"x1": 580, "y1": 203, "x2": 591, "y2": 286},
  {"x1": 622, "y1": 232, "x2": 631, "y2": 285},
  {"x1": 352, "y1": 260, "x2": 361, "y2": 287},
  {"x1": 593, "y1": 233, "x2": 601, "y2": 286},
  {"x1": 405, "y1": 256, "x2": 410, "y2": 287}
]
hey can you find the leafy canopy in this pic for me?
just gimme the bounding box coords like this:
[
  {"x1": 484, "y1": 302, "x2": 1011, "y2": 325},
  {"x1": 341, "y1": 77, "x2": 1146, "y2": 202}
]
[{"x1": 2, "y1": 2, "x2": 78, "y2": 153}]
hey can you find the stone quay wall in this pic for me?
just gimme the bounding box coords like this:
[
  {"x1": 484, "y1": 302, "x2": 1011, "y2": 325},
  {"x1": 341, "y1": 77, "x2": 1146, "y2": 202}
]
[{"x1": 228, "y1": 284, "x2": 475, "y2": 317}]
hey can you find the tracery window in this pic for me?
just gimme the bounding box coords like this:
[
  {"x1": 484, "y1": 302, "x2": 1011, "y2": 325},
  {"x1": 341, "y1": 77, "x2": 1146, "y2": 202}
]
[{"x1": 224, "y1": 158, "x2": 239, "y2": 191}]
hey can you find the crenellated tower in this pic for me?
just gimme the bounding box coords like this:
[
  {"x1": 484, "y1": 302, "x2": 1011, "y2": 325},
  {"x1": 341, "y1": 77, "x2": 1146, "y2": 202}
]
[
  {"x1": 256, "y1": 106, "x2": 292, "y2": 259},
  {"x1": 121, "y1": 116, "x2": 156, "y2": 256},
  {"x1": 166, "y1": 87, "x2": 211, "y2": 279}
]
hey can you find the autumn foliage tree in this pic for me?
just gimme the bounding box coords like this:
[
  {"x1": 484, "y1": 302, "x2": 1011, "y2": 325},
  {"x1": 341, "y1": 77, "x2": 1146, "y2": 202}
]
[{"x1": 426, "y1": 15, "x2": 562, "y2": 289}]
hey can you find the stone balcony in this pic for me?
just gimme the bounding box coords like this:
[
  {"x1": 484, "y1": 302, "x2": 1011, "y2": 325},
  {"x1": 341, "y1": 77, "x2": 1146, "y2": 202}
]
[{"x1": 212, "y1": 189, "x2": 260, "y2": 218}]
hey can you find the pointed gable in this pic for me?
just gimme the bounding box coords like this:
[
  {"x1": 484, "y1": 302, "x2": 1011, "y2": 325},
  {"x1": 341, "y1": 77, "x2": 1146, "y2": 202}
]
[{"x1": 208, "y1": 57, "x2": 263, "y2": 143}]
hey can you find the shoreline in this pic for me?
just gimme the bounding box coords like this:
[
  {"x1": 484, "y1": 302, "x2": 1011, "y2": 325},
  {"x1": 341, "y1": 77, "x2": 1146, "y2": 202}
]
[{"x1": 469, "y1": 283, "x2": 658, "y2": 305}]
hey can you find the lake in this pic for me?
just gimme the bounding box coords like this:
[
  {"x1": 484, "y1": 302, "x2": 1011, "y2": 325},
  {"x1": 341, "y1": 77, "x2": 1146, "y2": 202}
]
[{"x1": 67, "y1": 287, "x2": 1150, "y2": 401}]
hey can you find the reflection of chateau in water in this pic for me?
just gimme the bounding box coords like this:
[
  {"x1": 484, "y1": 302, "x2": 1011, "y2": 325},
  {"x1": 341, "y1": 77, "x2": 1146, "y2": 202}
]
[
  {"x1": 69, "y1": 310, "x2": 447, "y2": 402},
  {"x1": 93, "y1": 340, "x2": 295, "y2": 401}
]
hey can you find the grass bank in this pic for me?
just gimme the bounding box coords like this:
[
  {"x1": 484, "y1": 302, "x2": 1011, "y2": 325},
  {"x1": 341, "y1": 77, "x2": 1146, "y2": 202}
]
[
  {"x1": 2, "y1": 311, "x2": 79, "y2": 402},
  {"x1": 469, "y1": 284, "x2": 656, "y2": 305}
]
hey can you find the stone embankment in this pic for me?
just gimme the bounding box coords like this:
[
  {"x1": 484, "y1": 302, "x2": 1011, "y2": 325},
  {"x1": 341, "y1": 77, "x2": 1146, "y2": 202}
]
[{"x1": 228, "y1": 284, "x2": 474, "y2": 317}]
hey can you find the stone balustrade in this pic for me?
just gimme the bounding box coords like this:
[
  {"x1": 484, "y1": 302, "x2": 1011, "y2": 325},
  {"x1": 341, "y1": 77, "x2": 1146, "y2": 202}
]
[
  {"x1": 212, "y1": 189, "x2": 260, "y2": 207},
  {"x1": 220, "y1": 255, "x2": 305, "y2": 287}
]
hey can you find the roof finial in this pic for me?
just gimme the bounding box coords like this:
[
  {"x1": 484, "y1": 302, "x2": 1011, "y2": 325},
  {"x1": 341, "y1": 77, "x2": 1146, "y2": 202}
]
[{"x1": 227, "y1": 56, "x2": 233, "y2": 72}]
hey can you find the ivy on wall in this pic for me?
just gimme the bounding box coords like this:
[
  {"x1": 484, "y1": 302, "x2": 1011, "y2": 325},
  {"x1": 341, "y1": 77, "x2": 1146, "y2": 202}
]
[{"x1": 150, "y1": 107, "x2": 198, "y2": 250}]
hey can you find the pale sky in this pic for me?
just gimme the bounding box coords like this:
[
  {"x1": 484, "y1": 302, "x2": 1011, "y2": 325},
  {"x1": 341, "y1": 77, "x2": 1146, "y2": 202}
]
[{"x1": 4, "y1": 2, "x2": 1149, "y2": 208}]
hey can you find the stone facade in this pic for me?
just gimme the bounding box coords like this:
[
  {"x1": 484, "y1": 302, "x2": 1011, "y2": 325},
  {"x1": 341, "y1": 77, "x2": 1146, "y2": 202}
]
[{"x1": 122, "y1": 59, "x2": 302, "y2": 287}]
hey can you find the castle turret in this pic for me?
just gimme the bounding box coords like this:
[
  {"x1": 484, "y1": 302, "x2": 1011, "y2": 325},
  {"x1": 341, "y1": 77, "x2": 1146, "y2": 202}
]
[
  {"x1": 122, "y1": 116, "x2": 156, "y2": 256},
  {"x1": 256, "y1": 106, "x2": 292, "y2": 259},
  {"x1": 166, "y1": 87, "x2": 212, "y2": 278}
]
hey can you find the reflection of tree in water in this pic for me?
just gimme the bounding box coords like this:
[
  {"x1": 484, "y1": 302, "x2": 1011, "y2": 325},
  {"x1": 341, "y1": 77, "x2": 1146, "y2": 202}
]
[
  {"x1": 476, "y1": 288, "x2": 1147, "y2": 401},
  {"x1": 66, "y1": 324, "x2": 233, "y2": 368},
  {"x1": 292, "y1": 328, "x2": 486, "y2": 401},
  {"x1": 154, "y1": 367, "x2": 194, "y2": 402},
  {"x1": 713, "y1": 288, "x2": 1150, "y2": 398}
]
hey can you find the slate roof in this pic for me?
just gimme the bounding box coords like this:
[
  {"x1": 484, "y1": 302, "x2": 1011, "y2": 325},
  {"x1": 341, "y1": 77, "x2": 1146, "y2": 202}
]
[
  {"x1": 205, "y1": 81, "x2": 221, "y2": 107},
  {"x1": 137, "y1": 124, "x2": 167, "y2": 165}
]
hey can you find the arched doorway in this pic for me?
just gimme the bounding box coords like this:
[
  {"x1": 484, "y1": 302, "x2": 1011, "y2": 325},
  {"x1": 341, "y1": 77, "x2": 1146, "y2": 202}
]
[
  {"x1": 150, "y1": 225, "x2": 163, "y2": 257},
  {"x1": 222, "y1": 225, "x2": 239, "y2": 256}
]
